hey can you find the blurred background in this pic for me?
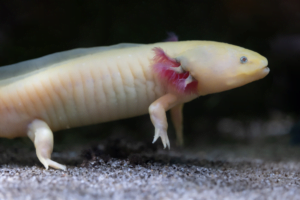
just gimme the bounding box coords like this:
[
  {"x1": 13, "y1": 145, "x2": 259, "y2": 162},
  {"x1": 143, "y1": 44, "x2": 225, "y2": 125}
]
[{"x1": 0, "y1": 0, "x2": 299, "y2": 149}]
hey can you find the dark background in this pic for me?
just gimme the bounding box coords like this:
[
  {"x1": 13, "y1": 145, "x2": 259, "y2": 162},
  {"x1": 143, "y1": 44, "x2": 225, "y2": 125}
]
[{"x1": 0, "y1": 0, "x2": 299, "y2": 147}]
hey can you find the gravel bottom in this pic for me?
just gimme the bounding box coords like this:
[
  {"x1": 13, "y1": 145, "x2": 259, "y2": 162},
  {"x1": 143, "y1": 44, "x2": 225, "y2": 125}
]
[{"x1": 0, "y1": 138, "x2": 300, "y2": 200}]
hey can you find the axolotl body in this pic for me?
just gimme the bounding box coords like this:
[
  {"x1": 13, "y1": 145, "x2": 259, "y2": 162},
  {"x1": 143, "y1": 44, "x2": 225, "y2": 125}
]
[{"x1": 0, "y1": 41, "x2": 269, "y2": 170}]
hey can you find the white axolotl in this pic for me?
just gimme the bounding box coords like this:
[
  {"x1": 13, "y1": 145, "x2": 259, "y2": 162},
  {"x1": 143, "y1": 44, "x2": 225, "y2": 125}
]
[{"x1": 0, "y1": 41, "x2": 269, "y2": 170}]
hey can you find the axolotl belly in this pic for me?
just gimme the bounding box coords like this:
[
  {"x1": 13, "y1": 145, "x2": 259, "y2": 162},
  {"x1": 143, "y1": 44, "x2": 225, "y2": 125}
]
[{"x1": 0, "y1": 41, "x2": 269, "y2": 170}]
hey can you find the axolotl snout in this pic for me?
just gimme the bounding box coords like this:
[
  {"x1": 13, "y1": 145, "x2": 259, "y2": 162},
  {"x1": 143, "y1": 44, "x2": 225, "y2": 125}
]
[{"x1": 0, "y1": 41, "x2": 269, "y2": 170}]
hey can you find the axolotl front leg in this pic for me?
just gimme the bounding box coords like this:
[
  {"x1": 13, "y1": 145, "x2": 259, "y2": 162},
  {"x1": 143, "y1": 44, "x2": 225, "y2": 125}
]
[
  {"x1": 170, "y1": 103, "x2": 184, "y2": 146},
  {"x1": 149, "y1": 93, "x2": 184, "y2": 149}
]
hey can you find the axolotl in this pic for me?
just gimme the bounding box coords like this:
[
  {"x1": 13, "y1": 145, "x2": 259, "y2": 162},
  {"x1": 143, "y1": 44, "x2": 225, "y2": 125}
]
[{"x1": 0, "y1": 41, "x2": 269, "y2": 170}]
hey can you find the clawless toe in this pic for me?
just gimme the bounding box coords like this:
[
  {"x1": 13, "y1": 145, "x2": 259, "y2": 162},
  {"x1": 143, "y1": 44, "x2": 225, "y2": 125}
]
[{"x1": 152, "y1": 127, "x2": 170, "y2": 149}]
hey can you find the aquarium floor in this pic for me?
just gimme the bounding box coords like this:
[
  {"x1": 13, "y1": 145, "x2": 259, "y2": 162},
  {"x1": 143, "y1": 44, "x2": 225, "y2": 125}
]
[{"x1": 0, "y1": 137, "x2": 300, "y2": 200}]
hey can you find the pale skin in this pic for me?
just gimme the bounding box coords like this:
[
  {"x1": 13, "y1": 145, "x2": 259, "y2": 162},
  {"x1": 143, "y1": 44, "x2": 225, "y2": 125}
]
[{"x1": 0, "y1": 41, "x2": 269, "y2": 170}]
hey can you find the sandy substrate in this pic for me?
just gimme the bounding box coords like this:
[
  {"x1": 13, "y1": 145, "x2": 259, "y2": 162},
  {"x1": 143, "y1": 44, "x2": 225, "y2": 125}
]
[{"x1": 0, "y1": 137, "x2": 300, "y2": 200}]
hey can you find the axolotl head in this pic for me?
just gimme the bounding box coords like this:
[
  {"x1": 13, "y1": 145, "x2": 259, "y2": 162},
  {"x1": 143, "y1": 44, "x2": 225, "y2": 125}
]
[
  {"x1": 152, "y1": 41, "x2": 269, "y2": 96},
  {"x1": 177, "y1": 42, "x2": 269, "y2": 95}
]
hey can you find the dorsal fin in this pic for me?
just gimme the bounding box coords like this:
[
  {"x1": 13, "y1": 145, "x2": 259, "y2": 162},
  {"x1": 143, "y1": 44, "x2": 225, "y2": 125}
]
[{"x1": 0, "y1": 43, "x2": 142, "y2": 86}]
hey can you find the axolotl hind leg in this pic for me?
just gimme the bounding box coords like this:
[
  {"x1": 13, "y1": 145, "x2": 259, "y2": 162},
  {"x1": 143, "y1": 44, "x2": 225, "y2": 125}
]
[{"x1": 27, "y1": 119, "x2": 66, "y2": 170}]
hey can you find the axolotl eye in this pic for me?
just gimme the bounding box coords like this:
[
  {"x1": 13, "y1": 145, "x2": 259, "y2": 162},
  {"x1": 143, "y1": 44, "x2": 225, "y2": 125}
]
[{"x1": 240, "y1": 56, "x2": 248, "y2": 64}]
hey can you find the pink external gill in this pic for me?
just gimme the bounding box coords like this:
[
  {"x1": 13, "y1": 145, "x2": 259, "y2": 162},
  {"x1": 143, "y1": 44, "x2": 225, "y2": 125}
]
[{"x1": 152, "y1": 47, "x2": 198, "y2": 94}]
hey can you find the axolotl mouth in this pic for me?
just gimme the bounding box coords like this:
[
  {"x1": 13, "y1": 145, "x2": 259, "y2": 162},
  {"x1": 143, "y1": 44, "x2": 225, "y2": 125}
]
[
  {"x1": 226, "y1": 63, "x2": 269, "y2": 88},
  {"x1": 260, "y1": 58, "x2": 269, "y2": 76},
  {"x1": 263, "y1": 67, "x2": 270, "y2": 74},
  {"x1": 262, "y1": 62, "x2": 270, "y2": 75}
]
